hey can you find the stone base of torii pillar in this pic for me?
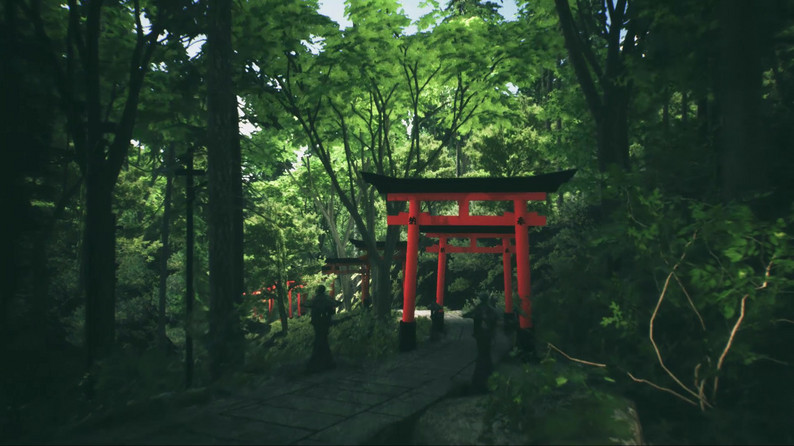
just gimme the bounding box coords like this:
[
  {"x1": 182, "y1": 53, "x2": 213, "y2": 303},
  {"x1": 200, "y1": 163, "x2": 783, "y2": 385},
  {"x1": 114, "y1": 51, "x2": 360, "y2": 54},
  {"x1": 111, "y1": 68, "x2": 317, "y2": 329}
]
[{"x1": 399, "y1": 320, "x2": 417, "y2": 352}]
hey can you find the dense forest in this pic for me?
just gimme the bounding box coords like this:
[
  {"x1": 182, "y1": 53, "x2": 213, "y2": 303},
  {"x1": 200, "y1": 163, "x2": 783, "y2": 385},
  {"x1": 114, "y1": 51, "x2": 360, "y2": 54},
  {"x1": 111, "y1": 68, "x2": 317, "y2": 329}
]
[{"x1": 1, "y1": 0, "x2": 793, "y2": 443}]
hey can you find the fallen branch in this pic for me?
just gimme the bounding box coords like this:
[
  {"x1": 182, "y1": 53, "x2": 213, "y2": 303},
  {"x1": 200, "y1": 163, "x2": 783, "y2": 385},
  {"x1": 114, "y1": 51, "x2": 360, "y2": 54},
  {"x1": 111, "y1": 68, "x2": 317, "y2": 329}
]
[
  {"x1": 547, "y1": 343, "x2": 607, "y2": 368},
  {"x1": 627, "y1": 372, "x2": 698, "y2": 407}
]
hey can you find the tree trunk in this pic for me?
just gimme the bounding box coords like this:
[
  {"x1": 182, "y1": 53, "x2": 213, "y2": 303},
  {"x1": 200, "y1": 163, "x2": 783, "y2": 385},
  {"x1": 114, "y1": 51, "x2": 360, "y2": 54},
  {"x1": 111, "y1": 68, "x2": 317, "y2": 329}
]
[
  {"x1": 157, "y1": 146, "x2": 174, "y2": 350},
  {"x1": 554, "y1": 0, "x2": 632, "y2": 174},
  {"x1": 207, "y1": 0, "x2": 244, "y2": 381},
  {"x1": 83, "y1": 171, "x2": 117, "y2": 368},
  {"x1": 371, "y1": 224, "x2": 402, "y2": 319},
  {"x1": 718, "y1": 0, "x2": 764, "y2": 199},
  {"x1": 185, "y1": 146, "x2": 196, "y2": 388}
]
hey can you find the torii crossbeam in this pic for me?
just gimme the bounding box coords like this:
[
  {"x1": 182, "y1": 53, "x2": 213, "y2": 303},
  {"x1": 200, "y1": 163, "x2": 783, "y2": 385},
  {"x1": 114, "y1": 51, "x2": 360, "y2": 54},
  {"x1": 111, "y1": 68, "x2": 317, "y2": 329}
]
[{"x1": 362, "y1": 169, "x2": 576, "y2": 352}]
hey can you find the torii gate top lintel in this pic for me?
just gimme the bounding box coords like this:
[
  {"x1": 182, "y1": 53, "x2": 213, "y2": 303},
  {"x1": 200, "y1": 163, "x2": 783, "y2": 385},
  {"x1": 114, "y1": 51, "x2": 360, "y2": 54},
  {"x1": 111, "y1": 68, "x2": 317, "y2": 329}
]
[{"x1": 361, "y1": 169, "x2": 576, "y2": 201}]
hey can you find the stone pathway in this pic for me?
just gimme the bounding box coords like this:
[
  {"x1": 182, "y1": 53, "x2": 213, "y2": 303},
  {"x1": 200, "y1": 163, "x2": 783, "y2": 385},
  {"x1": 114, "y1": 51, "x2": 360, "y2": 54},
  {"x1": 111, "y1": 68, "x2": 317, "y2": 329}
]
[{"x1": 56, "y1": 311, "x2": 514, "y2": 445}]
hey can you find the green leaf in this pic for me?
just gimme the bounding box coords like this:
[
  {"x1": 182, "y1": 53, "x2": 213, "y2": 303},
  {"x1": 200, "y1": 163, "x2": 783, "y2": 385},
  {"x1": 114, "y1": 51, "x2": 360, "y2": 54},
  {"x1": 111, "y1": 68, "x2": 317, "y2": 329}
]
[
  {"x1": 724, "y1": 247, "x2": 743, "y2": 263},
  {"x1": 555, "y1": 376, "x2": 568, "y2": 387},
  {"x1": 722, "y1": 303, "x2": 736, "y2": 320}
]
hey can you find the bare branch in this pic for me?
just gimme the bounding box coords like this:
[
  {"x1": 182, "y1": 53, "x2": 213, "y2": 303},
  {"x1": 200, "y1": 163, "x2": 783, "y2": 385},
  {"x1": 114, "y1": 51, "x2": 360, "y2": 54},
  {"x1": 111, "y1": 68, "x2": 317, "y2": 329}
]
[
  {"x1": 713, "y1": 294, "x2": 748, "y2": 401},
  {"x1": 673, "y1": 272, "x2": 706, "y2": 331},
  {"x1": 627, "y1": 372, "x2": 699, "y2": 407},
  {"x1": 547, "y1": 343, "x2": 607, "y2": 367},
  {"x1": 647, "y1": 232, "x2": 709, "y2": 406},
  {"x1": 756, "y1": 258, "x2": 774, "y2": 290}
]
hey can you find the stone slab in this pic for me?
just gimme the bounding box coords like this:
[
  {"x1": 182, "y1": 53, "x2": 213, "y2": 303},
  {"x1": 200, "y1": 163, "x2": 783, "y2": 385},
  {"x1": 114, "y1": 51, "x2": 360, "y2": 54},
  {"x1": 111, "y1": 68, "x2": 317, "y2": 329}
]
[
  {"x1": 293, "y1": 386, "x2": 393, "y2": 407},
  {"x1": 369, "y1": 379, "x2": 454, "y2": 418},
  {"x1": 186, "y1": 413, "x2": 313, "y2": 445},
  {"x1": 332, "y1": 378, "x2": 412, "y2": 397},
  {"x1": 225, "y1": 403, "x2": 346, "y2": 431},
  {"x1": 260, "y1": 393, "x2": 367, "y2": 417},
  {"x1": 308, "y1": 412, "x2": 401, "y2": 445}
]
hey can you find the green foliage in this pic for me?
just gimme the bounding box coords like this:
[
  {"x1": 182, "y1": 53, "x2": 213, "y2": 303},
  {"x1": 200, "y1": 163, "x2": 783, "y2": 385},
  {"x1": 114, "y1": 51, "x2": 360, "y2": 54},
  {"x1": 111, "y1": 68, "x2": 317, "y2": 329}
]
[
  {"x1": 244, "y1": 308, "x2": 422, "y2": 374},
  {"x1": 89, "y1": 348, "x2": 185, "y2": 413},
  {"x1": 486, "y1": 357, "x2": 630, "y2": 442},
  {"x1": 534, "y1": 174, "x2": 794, "y2": 442}
]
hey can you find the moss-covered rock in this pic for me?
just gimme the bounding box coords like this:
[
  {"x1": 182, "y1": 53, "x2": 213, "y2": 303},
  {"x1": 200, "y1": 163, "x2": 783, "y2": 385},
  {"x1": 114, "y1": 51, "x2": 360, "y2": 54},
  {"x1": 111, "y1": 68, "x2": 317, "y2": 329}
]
[{"x1": 412, "y1": 359, "x2": 644, "y2": 445}]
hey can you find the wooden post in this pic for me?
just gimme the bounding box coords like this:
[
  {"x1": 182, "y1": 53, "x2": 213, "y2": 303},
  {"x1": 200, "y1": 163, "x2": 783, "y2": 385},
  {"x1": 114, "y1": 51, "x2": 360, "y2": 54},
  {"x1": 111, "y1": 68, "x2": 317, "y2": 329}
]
[
  {"x1": 362, "y1": 264, "x2": 370, "y2": 304},
  {"x1": 436, "y1": 236, "x2": 447, "y2": 307},
  {"x1": 502, "y1": 238, "x2": 513, "y2": 314},
  {"x1": 513, "y1": 200, "x2": 532, "y2": 329},
  {"x1": 287, "y1": 280, "x2": 295, "y2": 319},
  {"x1": 402, "y1": 199, "x2": 420, "y2": 324}
]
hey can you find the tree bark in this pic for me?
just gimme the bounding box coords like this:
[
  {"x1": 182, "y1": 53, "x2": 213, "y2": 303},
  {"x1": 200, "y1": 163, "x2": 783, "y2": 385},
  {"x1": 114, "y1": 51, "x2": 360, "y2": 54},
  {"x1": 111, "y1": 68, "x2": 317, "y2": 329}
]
[
  {"x1": 207, "y1": 0, "x2": 244, "y2": 381},
  {"x1": 157, "y1": 146, "x2": 174, "y2": 350},
  {"x1": 554, "y1": 0, "x2": 632, "y2": 172},
  {"x1": 83, "y1": 169, "x2": 117, "y2": 367},
  {"x1": 718, "y1": 0, "x2": 764, "y2": 199}
]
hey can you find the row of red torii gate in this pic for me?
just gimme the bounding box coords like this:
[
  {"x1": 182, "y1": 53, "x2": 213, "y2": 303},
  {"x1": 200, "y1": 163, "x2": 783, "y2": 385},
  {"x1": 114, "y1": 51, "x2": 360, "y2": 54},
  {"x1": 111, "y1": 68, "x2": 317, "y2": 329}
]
[{"x1": 323, "y1": 169, "x2": 577, "y2": 352}]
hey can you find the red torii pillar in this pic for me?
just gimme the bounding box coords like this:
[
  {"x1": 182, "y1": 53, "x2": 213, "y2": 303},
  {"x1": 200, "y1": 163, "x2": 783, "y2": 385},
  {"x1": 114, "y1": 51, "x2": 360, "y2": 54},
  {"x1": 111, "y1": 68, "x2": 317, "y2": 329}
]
[
  {"x1": 502, "y1": 238, "x2": 515, "y2": 325},
  {"x1": 435, "y1": 236, "x2": 448, "y2": 308},
  {"x1": 425, "y1": 230, "x2": 519, "y2": 331}
]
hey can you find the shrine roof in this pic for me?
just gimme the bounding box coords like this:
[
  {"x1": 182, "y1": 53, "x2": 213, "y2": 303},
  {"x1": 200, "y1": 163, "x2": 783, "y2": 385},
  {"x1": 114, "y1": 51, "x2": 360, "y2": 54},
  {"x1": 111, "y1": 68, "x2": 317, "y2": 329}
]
[
  {"x1": 361, "y1": 169, "x2": 576, "y2": 195},
  {"x1": 349, "y1": 239, "x2": 408, "y2": 250}
]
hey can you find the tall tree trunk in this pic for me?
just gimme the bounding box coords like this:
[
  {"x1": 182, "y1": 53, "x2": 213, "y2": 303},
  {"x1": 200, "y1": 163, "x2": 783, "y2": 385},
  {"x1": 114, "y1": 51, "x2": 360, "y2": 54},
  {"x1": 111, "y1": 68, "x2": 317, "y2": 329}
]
[
  {"x1": 0, "y1": 0, "x2": 22, "y2": 350},
  {"x1": 554, "y1": 0, "x2": 633, "y2": 173},
  {"x1": 157, "y1": 146, "x2": 174, "y2": 350},
  {"x1": 184, "y1": 146, "x2": 196, "y2": 388},
  {"x1": 26, "y1": 0, "x2": 162, "y2": 372},
  {"x1": 718, "y1": 0, "x2": 764, "y2": 199},
  {"x1": 207, "y1": 0, "x2": 244, "y2": 381},
  {"x1": 83, "y1": 170, "x2": 117, "y2": 368}
]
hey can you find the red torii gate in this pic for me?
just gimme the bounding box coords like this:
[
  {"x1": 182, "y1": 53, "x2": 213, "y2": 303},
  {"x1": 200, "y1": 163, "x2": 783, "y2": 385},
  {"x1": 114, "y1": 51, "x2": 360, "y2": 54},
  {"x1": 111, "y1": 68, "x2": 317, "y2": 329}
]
[
  {"x1": 322, "y1": 240, "x2": 407, "y2": 307},
  {"x1": 423, "y1": 225, "x2": 526, "y2": 330},
  {"x1": 322, "y1": 257, "x2": 370, "y2": 306},
  {"x1": 246, "y1": 280, "x2": 305, "y2": 320},
  {"x1": 362, "y1": 169, "x2": 576, "y2": 352},
  {"x1": 350, "y1": 239, "x2": 407, "y2": 307}
]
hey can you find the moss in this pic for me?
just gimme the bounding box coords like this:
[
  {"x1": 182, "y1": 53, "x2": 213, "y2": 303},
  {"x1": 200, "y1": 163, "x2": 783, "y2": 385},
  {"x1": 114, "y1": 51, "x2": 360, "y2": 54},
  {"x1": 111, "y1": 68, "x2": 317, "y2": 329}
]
[{"x1": 529, "y1": 390, "x2": 640, "y2": 445}]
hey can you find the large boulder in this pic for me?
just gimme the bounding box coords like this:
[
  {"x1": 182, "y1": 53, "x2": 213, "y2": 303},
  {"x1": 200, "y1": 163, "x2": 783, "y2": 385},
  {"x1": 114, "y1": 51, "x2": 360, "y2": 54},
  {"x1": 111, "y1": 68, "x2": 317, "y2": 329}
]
[
  {"x1": 412, "y1": 386, "x2": 643, "y2": 445},
  {"x1": 413, "y1": 394, "x2": 527, "y2": 445}
]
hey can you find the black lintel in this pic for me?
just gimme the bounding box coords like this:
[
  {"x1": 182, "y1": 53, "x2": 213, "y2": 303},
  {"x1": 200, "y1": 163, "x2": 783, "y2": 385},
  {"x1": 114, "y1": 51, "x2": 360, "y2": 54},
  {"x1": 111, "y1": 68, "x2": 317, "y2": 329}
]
[
  {"x1": 419, "y1": 225, "x2": 516, "y2": 234},
  {"x1": 360, "y1": 169, "x2": 576, "y2": 195},
  {"x1": 349, "y1": 239, "x2": 408, "y2": 251}
]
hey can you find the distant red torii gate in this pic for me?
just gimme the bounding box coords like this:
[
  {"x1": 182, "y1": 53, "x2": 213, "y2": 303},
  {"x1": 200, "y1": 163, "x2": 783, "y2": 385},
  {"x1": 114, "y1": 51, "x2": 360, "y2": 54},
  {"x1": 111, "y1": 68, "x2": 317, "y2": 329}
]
[
  {"x1": 422, "y1": 225, "x2": 528, "y2": 329},
  {"x1": 362, "y1": 169, "x2": 576, "y2": 352},
  {"x1": 323, "y1": 240, "x2": 407, "y2": 307},
  {"x1": 322, "y1": 257, "x2": 369, "y2": 306}
]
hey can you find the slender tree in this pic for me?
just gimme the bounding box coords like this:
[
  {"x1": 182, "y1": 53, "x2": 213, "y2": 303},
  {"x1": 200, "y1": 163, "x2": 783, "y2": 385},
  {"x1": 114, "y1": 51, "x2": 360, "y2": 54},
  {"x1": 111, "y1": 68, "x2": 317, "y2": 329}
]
[
  {"x1": 206, "y1": 0, "x2": 244, "y2": 380},
  {"x1": 553, "y1": 0, "x2": 640, "y2": 173},
  {"x1": 24, "y1": 0, "x2": 165, "y2": 368}
]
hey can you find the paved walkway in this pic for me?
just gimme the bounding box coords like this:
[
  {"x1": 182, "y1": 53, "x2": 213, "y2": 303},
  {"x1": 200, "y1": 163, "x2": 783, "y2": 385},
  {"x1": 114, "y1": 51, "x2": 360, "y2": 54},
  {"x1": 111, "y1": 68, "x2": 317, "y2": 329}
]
[{"x1": 57, "y1": 311, "x2": 514, "y2": 445}]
